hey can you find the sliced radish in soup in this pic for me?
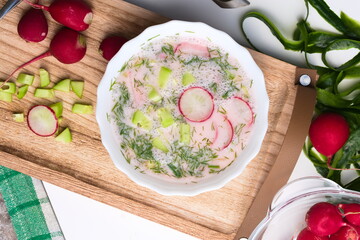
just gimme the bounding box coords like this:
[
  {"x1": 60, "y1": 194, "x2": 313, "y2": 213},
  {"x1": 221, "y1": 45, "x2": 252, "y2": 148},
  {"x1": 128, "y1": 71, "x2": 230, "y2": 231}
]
[
  {"x1": 175, "y1": 42, "x2": 210, "y2": 58},
  {"x1": 178, "y1": 87, "x2": 214, "y2": 122},
  {"x1": 212, "y1": 115, "x2": 234, "y2": 150}
]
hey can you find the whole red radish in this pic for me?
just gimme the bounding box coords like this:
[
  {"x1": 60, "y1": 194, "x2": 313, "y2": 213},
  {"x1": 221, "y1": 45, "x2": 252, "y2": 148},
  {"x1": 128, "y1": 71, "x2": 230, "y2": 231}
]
[
  {"x1": 329, "y1": 226, "x2": 359, "y2": 240},
  {"x1": 338, "y1": 203, "x2": 360, "y2": 226},
  {"x1": 306, "y1": 202, "x2": 345, "y2": 236},
  {"x1": 0, "y1": 28, "x2": 86, "y2": 88},
  {"x1": 18, "y1": 8, "x2": 48, "y2": 42},
  {"x1": 24, "y1": 0, "x2": 92, "y2": 31},
  {"x1": 99, "y1": 35, "x2": 128, "y2": 61},
  {"x1": 297, "y1": 228, "x2": 329, "y2": 240},
  {"x1": 309, "y1": 112, "x2": 349, "y2": 157},
  {"x1": 50, "y1": 28, "x2": 87, "y2": 64}
]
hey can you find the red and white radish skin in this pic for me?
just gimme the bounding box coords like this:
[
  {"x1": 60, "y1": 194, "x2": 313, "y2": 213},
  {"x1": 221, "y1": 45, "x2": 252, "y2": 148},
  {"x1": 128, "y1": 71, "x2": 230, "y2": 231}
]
[
  {"x1": 211, "y1": 115, "x2": 234, "y2": 150},
  {"x1": 24, "y1": 0, "x2": 93, "y2": 31},
  {"x1": 220, "y1": 96, "x2": 254, "y2": 127},
  {"x1": 329, "y1": 226, "x2": 359, "y2": 240},
  {"x1": 178, "y1": 87, "x2": 214, "y2": 122},
  {"x1": 175, "y1": 42, "x2": 210, "y2": 58},
  {"x1": 27, "y1": 105, "x2": 58, "y2": 137},
  {"x1": 18, "y1": 8, "x2": 48, "y2": 42},
  {"x1": 0, "y1": 28, "x2": 86, "y2": 88}
]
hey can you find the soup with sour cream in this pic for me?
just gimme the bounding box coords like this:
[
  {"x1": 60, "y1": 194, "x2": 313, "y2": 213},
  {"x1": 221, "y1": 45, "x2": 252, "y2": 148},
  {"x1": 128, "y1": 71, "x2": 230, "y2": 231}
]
[{"x1": 109, "y1": 35, "x2": 255, "y2": 183}]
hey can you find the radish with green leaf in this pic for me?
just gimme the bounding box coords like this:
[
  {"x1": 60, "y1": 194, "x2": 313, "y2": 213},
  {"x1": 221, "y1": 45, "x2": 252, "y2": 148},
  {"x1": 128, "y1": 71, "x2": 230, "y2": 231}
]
[
  {"x1": 0, "y1": 28, "x2": 86, "y2": 89},
  {"x1": 17, "y1": 7, "x2": 48, "y2": 42},
  {"x1": 27, "y1": 105, "x2": 58, "y2": 137},
  {"x1": 24, "y1": 0, "x2": 93, "y2": 32},
  {"x1": 309, "y1": 112, "x2": 350, "y2": 170}
]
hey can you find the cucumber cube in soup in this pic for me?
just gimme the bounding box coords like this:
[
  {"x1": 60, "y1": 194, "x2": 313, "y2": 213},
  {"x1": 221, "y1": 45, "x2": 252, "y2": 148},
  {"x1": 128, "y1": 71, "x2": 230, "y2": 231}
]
[
  {"x1": 152, "y1": 137, "x2": 169, "y2": 153},
  {"x1": 17, "y1": 85, "x2": 29, "y2": 99},
  {"x1": 182, "y1": 72, "x2": 196, "y2": 86},
  {"x1": 72, "y1": 103, "x2": 93, "y2": 114},
  {"x1": 55, "y1": 127, "x2": 72, "y2": 143},
  {"x1": 132, "y1": 110, "x2": 152, "y2": 130},
  {"x1": 148, "y1": 86, "x2": 162, "y2": 102},
  {"x1": 0, "y1": 92, "x2": 12, "y2": 102},
  {"x1": 39, "y1": 68, "x2": 50, "y2": 87},
  {"x1": 70, "y1": 81, "x2": 84, "y2": 98},
  {"x1": 180, "y1": 123, "x2": 191, "y2": 145},
  {"x1": 12, "y1": 113, "x2": 24, "y2": 122},
  {"x1": 17, "y1": 73, "x2": 34, "y2": 85},
  {"x1": 0, "y1": 82, "x2": 16, "y2": 94},
  {"x1": 158, "y1": 67, "x2": 172, "y2": 88},
  {"x1": 34, "y1": 88, "x2": 55, "y2": 98},
  {"x1": 53, "y1": 79, "x2": 71, "y2": 92},
  {"x1": 157, "y1": 108, "x2": 174, "y2": 128},
  {"x1": 49, "y1": 102, "x2": 63, "y2": 118}
]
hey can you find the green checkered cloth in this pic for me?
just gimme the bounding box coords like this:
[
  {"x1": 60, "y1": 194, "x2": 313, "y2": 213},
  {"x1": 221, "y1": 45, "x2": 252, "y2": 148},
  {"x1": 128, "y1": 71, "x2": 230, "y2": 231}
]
[{"x1": 0, "y1": 166, "x2": 64, "y2": 240}]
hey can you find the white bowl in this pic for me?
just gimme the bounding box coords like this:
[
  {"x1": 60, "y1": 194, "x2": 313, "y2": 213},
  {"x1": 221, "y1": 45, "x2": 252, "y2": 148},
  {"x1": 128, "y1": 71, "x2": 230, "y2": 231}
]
[{"x1": 96, "y1": 20, "x2": 269, "y2": 196}]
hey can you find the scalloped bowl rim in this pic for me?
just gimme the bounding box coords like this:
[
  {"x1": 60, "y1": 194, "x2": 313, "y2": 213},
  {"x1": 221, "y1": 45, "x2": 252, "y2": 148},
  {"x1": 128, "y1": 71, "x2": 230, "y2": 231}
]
[{"x1": 96, "y1": 20, "x2": 269, "y2": 196}]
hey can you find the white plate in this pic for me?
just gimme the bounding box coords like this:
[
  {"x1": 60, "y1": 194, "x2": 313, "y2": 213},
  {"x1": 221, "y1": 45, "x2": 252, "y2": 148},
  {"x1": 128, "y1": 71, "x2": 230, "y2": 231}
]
[{"x1": 96, "y1": 20, "x2": 269, "y2": 196}]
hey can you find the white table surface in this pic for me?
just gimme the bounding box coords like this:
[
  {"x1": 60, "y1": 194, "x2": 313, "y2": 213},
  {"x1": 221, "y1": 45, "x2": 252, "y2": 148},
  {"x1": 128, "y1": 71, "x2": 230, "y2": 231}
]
[{"x1": 43, "y1": 1, "x2": 358, "y2": 239}]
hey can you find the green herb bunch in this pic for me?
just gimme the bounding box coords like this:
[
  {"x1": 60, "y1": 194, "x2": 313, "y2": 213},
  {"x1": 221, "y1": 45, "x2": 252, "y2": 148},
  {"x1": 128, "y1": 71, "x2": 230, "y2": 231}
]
[{"x1": 240, "y1": 0, "x2": 360, "y2": 190}]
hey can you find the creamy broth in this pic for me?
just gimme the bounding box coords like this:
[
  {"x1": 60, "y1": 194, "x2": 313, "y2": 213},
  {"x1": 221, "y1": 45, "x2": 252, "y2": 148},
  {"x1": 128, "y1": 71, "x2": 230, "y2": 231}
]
[{"x1": 109, "y1": 35, "x2": 255, "y2": 183}]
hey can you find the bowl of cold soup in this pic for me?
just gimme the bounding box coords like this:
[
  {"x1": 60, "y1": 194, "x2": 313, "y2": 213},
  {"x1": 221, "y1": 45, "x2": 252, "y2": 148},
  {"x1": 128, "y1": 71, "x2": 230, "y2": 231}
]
[{"x1": 96, "y1": 20, "x2": 269, "y2": 196}]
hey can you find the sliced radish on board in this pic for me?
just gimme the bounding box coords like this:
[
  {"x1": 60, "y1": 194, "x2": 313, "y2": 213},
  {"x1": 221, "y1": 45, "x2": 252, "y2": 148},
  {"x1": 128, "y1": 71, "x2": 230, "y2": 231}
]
[
  {"x1": 178, "y1": 87, "x2": 214, "y2": 122},
  {"x1": 221, "y1": 96, "x2": 254, "y2": 127},
  {"x1": 175, "y1": 42, "x2": 210, "y2": 58},
  {"x1": 212, "y1": 116, "x2": 234, "y2": 150},
  {"x1": 27, "y1": 105, "x2": 58, "y2": 137}
]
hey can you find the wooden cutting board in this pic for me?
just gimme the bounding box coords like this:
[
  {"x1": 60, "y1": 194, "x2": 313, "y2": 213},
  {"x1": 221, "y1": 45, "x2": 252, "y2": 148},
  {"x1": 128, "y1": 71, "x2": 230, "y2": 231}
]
[{"x1": 0, "y1": 1, "x2": 301, "y2": 239}]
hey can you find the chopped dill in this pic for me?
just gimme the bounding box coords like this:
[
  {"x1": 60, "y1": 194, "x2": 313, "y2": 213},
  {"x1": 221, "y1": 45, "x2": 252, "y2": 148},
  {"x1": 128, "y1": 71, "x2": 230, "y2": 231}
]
[
  {"x1": 111, "y1": 82, "x2": 130, "y2": 119},
  {"x1": 128, "y1": 134, "x2": 154, "y2": 160},
  {"x1": 161, "y1": 43, "x2": 174, "y2": 56},
  {"x1": 209, "y1": 82, "x2": 218, "y2": 93}
]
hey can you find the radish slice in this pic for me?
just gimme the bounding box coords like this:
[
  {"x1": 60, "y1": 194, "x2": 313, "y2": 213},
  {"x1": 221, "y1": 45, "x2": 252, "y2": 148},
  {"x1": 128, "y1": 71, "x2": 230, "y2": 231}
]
[
  {"x1": 175, "y1": 42, "x2": 210, "y2": 58},
  {"x1": 221, "y1": 96, "x2": 254, "y2": 126},
  {"x1": 27, "y1": 105, "x2": 58, "y2": 137},
  {"x1": 212, "y1": 116, "x2": 234, "y2": 150},
  {"x1": 178, "y1": 87, "x2": 214, "y2": 122}
]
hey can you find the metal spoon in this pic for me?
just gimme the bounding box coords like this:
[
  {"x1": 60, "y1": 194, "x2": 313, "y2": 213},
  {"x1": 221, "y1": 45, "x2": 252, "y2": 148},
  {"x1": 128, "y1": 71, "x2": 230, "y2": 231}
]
[{"x1": 0, "y1": 0, "x2": 22, "y2": 20}]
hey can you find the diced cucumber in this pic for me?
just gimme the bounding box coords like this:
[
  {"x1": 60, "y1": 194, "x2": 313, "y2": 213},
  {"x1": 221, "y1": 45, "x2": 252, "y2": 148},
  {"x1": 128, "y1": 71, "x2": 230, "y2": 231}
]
[
  {"x1": 148, "y1": 86, "x2": 162, "y2": 102},
  {"x1": 49, "y1": 102, "x2": 63, "y2": 118},
  {"x1": 0, "y1": 92, "x2": 12, "y2": 102},
  {"x1": 158, "y1": 67, "x2": 172, "y2": 88},
  {"x1": 132, "y1": 110, "x2": 152, "y2": 130},
  {"x1": 70, "y1": 81, "x2": 84, "y2": 98},
  {"x1": 53, "y1": 79, "x2": 71, "y2": 92},
  {"x1": 17, "y1": 85, "x2": 29, "y2": 99},
  {"x1": 39, "y1": 68, "x2": 50, "y2": 87},
  {"x1": 17, "y1": 73, "x2": 34, "y2": 85},
  {"x1": 55, "y1": 127, "x2": 72, "y2": 143},
  {"x1": 12, "y1": 113, "x2": 24, "y2": 122},
  {"x1": 157, "y1": 108, "x2": 174, "y2": 128},
  {"x1": 0, "y1": 82, "x2": 16, "y2": 94},
  {"x1": 72, "y1": 103, "x2": 93, "y2": 114},
  {"x1": 152, "y1": 137, "x2": 169, "y2": 153},
  {"x1": 180, "y1": 123, "x2": 191, "y2": 145},
  {"x1": 182, "y1": 72, "x2": 196, "y2": 86},
  {"x1": 34, "y1": 88, "x2": 55, "y2": 98}
]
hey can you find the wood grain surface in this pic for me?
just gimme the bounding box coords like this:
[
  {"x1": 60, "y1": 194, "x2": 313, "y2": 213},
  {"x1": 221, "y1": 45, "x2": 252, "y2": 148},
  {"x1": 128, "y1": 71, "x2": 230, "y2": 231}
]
[{"x1": 0, "y1": 1, "x2": 298, "y2": 239}]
